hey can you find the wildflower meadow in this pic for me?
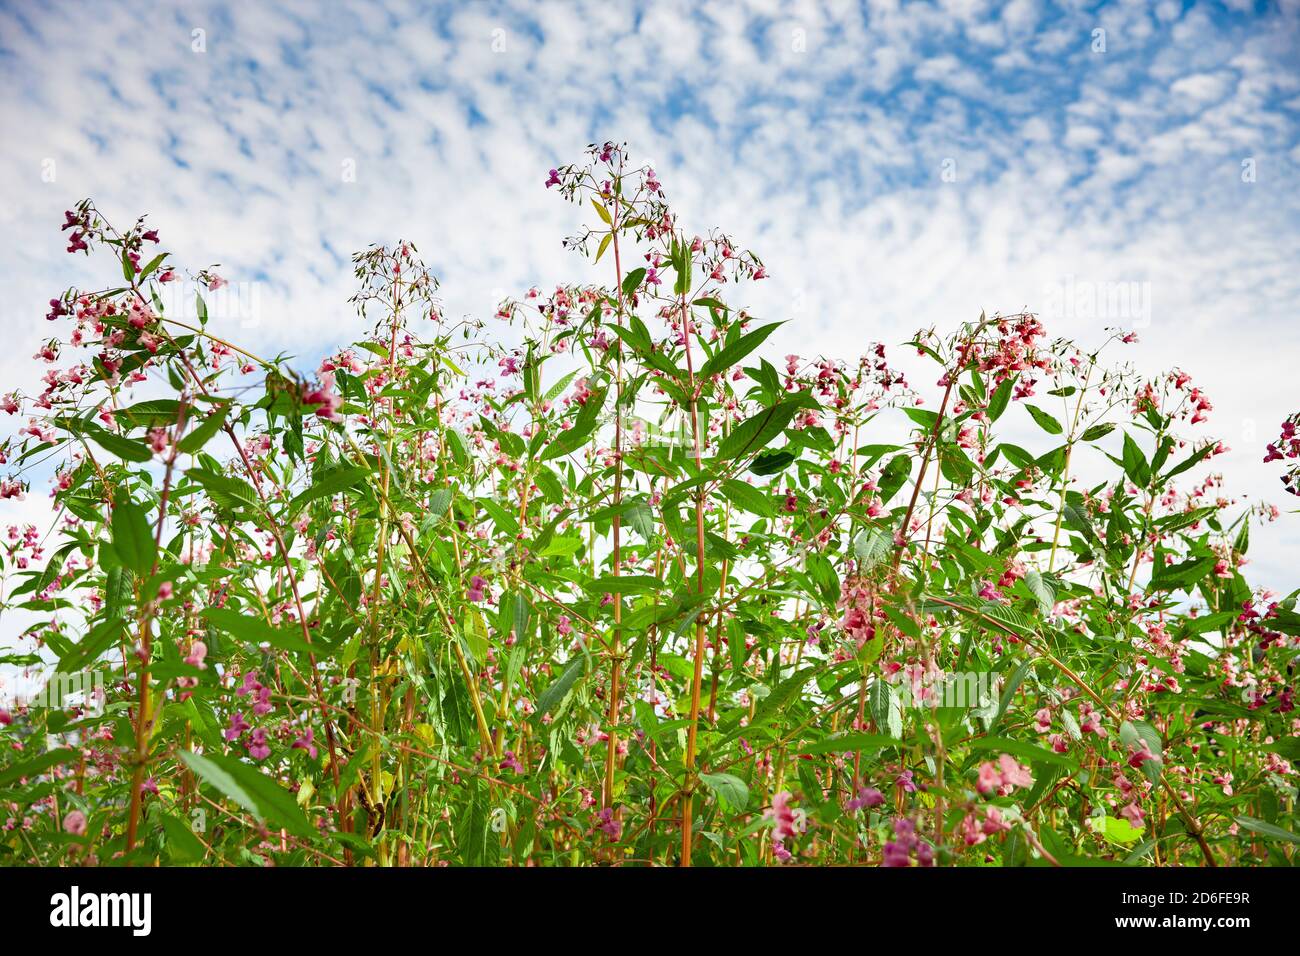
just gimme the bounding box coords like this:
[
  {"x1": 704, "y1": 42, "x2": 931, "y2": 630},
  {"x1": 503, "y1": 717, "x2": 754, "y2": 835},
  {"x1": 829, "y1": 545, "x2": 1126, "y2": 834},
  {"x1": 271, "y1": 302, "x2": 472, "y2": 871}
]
[{"x1": 0, "y1": 143, "x2": 1296, "y2": 874}]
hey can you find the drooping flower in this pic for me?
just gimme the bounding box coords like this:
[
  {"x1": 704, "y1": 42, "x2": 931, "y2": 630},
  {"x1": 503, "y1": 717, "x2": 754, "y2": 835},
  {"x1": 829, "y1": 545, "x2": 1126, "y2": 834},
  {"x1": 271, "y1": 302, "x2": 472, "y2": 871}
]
[
  {"x1": 846, "y1": 786, "x2": 885, "y2": 812},
  {"x1": 292, "y1": 728, "x2": 318, "y2": 759},
  {"x1": 595, "y1": 807, "x2": 622, "y2": 840},
  {"x1": 247, "y1": 727, "x2": 271, "y2": 760}
]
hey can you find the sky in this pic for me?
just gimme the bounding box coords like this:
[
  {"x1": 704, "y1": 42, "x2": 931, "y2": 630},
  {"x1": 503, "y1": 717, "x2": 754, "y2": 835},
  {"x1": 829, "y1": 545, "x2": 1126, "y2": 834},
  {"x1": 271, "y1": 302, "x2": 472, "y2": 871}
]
[{"x1": 1, "y1": 0, "x2": 1299, "y2": 642}]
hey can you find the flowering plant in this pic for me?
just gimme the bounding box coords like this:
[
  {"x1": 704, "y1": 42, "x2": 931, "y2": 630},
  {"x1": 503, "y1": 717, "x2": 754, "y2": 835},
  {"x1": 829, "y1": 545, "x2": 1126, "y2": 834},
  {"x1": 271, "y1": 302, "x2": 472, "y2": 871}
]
[{"x1": 1, "y1": 144, "x2": 1295, "y2": 867}]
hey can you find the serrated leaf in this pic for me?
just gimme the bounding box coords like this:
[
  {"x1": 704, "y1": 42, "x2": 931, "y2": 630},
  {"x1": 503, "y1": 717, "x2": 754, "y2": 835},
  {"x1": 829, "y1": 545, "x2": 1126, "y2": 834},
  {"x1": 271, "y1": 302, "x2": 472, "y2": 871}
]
[
  {"x1": 699, "y1": 772, "x2": 749, "y2": 811},
  {"x1": 179, "y1": 750, "x2": 315, "y2": 839},
  {"x1": 111, "y1": 499, "x2": 156, "y2": 575}
]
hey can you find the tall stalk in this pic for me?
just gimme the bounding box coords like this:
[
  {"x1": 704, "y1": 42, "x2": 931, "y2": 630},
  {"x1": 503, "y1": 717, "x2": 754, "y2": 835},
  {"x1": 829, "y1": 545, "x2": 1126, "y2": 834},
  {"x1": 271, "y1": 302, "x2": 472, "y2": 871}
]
[
  {"x1": 680, "y1": 280, "x2": 708, "y2": 867},
  {"x1": 603, "y1": 160, "x2": 626, "y2": 813}
]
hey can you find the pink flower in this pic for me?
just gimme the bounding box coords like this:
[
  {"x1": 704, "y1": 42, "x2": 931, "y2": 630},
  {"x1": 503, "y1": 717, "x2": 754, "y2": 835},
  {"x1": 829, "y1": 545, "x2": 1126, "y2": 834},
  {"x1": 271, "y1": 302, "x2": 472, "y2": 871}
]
[
  {"x1": 545, "y1": 168, "x2": 561, "y2": 188},
  {"x1": 63, "y1": 810, "x2": 87, "y2": 836},
  {"x1": 595, "y1": 807, "x2": 622, "y2": 840},
  {"x1": 997, "y1": 754, "x2": 1034, "y2": 790},
  {"x1": 981, "y1": 806, "x2": 1012, "y2": 835},
  {"x1": 499, "y1": 750, "x2": 525, "y2": 774},
  {"x1": 467, "y1": 575, "x2": 488, "y2": 603},
  {"x1": 247, "y1": 727, "x2": 271, "y2": 760},
  {"x1": 976, "y1": 761, "x2": 1003, "y2": 795},
  {"x1": 302, "y1": 373, "x2": 344, "y2": 423},
  {"x1": 1119, "y1": 802, "x2": 1146, "y2": 827},
  {"x1": 768, "y1": 790, "x2": 799, "y2": 847},
  {"x1": 224, "y1": 711, "x2": 250, "y2": 742},
  {"x1": 1034, "y1": 707, "x2": 1052, "y2": 733},
  {"x1": 1127, "y1": 740, "x2": 1157, "y2": 769},
  {"x1": 846, "y1": 786, "x2": 884, "y2": 811},
  {"x1": 292, "y1": 728, "x2": 318, "y2": 759},
  {"x1": 976, "y1": 754, "x2": 1033, "y2": 795},
  {"x1": 184, "y1": 641, "x2": 207, "y2": 670}
]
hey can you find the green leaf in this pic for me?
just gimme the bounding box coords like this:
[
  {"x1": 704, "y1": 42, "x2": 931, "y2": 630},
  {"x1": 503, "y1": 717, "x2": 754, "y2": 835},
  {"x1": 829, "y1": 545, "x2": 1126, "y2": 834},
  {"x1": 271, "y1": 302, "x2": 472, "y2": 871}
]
[
  {"x1": 701, "y1": 322, "x2": 782, "y2": 379},
  {"x1": 540, "y1": 389, "x2": 606, "y2": 461},
  {"x1": 992, "y1": 658, "x2": 1037, "y2": 727},
  {"x1": 699, "y1": 772, "x2": 749, "y2": 811},
  {"x1": 1121, "y1": 432, "x2": 1150, "y2": 486},
  {"x1": 1164, "y1": 442, "x2": 1214, "y2": 481},
  {"x1": 798, "y1": 733, "x2": 898, "y2": 755},
  {"x1": 586, "y1": 574, "x2": 660, "y2": 594},
  {"x1": 869, "y1": 680, "x2": 903, "y2": 739},
  {"x1": 429, "y1": 487, "x2": 453, "y2": 517},
  {"x1": 621, "y1": 268, "x2": 646, "y2": 299},
  {"x1": 1090, "y1": 815, "x2": 1145, "y2": 844},
  {"x1": 114, "y1": 399, "x2": 183, "y2": 428},
  {"x1": 177, "y1": 402, "x2": 231, "y2": 454},
  {"x1": 179, "y1": 750, "x2": 315, "y2": 838},
  {"x1": 87, "y1": 425, "x2": 154, "y2": 463},
  {"x1": 1234, "y1": 816, "x2": 1300, "y2": 845},
  {"x1": 750, "y1": 449, "x2": 796, "y2": 476},
  {"x1": 853, "y1": 528, "x2": 891, "y2": 570},
  {"x1": 288, "y1": 465, "x2": 369, "y2": 515},
  {"x1": 1149, "y1": 554, "x2": 1216, "y2": 593},
  {"x1": 462, "y1": 608, "x2": 490, "y2": 663},
  {"x1": 537, "y1": 656, "x2": 585, "y2": 716},
  {"x1": 722, "y1": 479, "x2": 774, "y2": 516},
  {"x1": 185, "y1": 469, "x2": 260, "y2": 511},
  {"x1": 876, "y1": 454, "x2": 912, "y2": 504},
  {"x1": 161, "y1": 813, "x2": 208, "y2": 862},
  {"x1": 716, "y1": 402, "x2": 798, "y2": 461},
  {"x1": 0, "y1": 748, "x2": 79, "y2": 787},
  {"x1": 202, "y1": 607, "x2": 321, "y2": 656},
  {"x1": 1024, "y1": 404, "x2": 1063, "y2": 435},
  {"x1": 59, "y1": 616, "x2": 128, "y2": 673},
  {"x1": 986, "y1": 378, "x2": 1013, "y2": 422},
  {"x1": 111, "y1": 499, "x2": 156, "y2": 575},
  {"x1": 1025, "y1": 570, "x2": 1054, "y2": 617},
  {"x1": 1080, "y1": 422, "x2": 1115, "y2": 442}
]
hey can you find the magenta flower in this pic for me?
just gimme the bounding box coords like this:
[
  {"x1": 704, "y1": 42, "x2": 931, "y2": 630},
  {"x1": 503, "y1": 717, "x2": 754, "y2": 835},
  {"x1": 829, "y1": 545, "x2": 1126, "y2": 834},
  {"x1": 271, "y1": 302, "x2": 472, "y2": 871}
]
[
  {"x1": 499, "y1": 750, "x2": 525, "y2": 774},
  {"x1": 467, "y1": 575, "x2": 488, "y2": 603},
  {"x1": 247, "y1": 727, "x2": 271, "y2": 760},
  {"x1": 292, "y1": 728, "x2": 318, "y2": 759},
  {"x1": 846, "y1": 786, "x2": 884, "y2": 811},
  {"x1": 224, "y1": 711, "x2": 250, "y2": 742},
  {"x1": 595, "y1": 807, "x2": 622, "y2": 840}
]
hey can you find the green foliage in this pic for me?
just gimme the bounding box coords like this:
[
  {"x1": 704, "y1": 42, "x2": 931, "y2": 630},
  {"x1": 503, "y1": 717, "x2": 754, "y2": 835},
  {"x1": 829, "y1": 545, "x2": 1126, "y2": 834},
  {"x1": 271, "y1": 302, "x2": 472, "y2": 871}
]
[{"x1": 0, "y1": 156, "x2": 1294, "y2": 870}]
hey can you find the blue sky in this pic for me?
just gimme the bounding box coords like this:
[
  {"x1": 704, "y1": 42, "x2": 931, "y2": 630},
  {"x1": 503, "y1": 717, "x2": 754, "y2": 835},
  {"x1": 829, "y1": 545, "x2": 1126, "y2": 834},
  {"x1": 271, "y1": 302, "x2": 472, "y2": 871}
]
[{"x1": 1, "y1": 0, "x2": 1299, "y2": 619}]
